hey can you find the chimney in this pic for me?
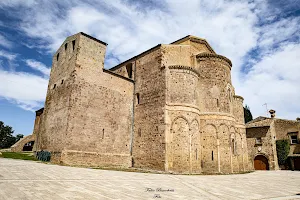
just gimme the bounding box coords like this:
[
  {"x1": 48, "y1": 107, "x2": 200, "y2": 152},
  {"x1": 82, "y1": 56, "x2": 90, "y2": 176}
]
[{"x1": 269, "y1": 109, "x2": 276, "y2": 118}]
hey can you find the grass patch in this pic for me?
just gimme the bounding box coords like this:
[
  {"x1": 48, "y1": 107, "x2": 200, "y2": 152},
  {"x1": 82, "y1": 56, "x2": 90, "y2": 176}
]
[{"x1": 0, "y1": 152, "x2": 38, "y2": 161}]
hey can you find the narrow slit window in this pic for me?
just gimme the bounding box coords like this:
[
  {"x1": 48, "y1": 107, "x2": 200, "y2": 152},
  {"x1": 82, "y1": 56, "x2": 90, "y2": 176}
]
[
  {"x1": 56, "y1": 53, "x2": 59, "y2": 61},
  {"x1": 126, "y1": 63, "x2": 133, "y2": 78},
  {"x1": 65, "y1": 43, "x2": 68, "y2": 51},
  {"x1": 138, "y1": 128, "x2": 141, "y2": 137},
  {"x1": 102, "y1": 129, "x2": 104, "y2": 139},
  {"x1": 72, "y1": 40, "x2": 76, "y2": 51},
  {"x1": 212, "y1": 151, "x2": 214, "y2": 161},
  {"x1": 216, "y1": 99, "x2": 219, "y2": 107},
  {"x1": 53, "y1": 84, "x2": 56, "y2": 89},
  {"x1": 61, "y1": 80, "x2": 64, "y2": 84},
  {"x1": 231, "y1": 139, "x2": 236, "y2": 155},
  {"x1": 136, "y1": 93, "x2": 140, "y2": 104}
]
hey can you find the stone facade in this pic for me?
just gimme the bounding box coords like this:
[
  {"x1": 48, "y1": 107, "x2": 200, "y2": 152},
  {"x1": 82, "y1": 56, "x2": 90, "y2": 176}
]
[
  {"x1": 246, "y1": 113, "x2": 300, "y2": 170},
  {"x1": 34, "y1": 32, "x2": 250, "y2": 174},
  {"x1": 11, "y1": 108, "x2": 43, "y2": 152}
]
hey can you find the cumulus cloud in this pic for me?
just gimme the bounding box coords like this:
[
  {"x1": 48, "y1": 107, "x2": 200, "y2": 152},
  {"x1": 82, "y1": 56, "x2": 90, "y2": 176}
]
[
  {"x1": 240, "y1": 43, "x2": 300, "y2": 120},
  {"x1": 16, "y1": 0, "x2": 260, "y2": 67},
  {"x1": 0, "y1": 0, "x2": 299, "y2": 120},
  {"x1": 0, "y1": 69, "x2": 48, "y2": 111},
  {"x1": 25, "y1": 59, "x2": 50, "y2": 76}
]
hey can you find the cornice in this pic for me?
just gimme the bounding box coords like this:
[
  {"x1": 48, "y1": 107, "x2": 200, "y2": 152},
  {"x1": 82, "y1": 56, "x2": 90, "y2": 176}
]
[
  {"x1": 168, "y1": 65, "x2": 200, "y2": 77},
  {"x1": 196, "y1": 53, "x2": 232, "y2": 67},
  {"x1": 234, "y1": 95, "x2": 244, "y2": 101}
]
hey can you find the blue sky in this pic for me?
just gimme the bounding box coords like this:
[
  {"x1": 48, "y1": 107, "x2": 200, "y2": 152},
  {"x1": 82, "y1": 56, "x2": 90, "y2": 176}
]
[{"x1": 0, "y1": 0, "x2": 299, "y2": 136}]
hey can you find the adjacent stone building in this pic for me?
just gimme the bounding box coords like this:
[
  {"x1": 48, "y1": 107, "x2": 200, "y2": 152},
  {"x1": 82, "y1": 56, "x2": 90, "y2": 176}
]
[
  {"x1": 33, "y1": 32, "x2": 250, "y2": 174},
  {"x1": 246, "y1": 110, "x2": 300, "y2": 170},
  {"x1": 11, "y1": 108, "x2": 43, "y2": 152}
]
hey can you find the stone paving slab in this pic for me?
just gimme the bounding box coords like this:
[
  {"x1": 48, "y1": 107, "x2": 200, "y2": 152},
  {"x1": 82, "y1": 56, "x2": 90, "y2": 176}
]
[{"x1": 0, "y1": 158, "x2": 300, "y2": 200}]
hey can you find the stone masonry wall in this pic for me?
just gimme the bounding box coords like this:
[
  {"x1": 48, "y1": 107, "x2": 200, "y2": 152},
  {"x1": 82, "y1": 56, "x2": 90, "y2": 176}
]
[
  {"x1": 246, "y1": 124, "x2": 278, "y2": 170},
  {"x1": 38, "y1": 34, "x2": 79, "y2": 160},
  {"x1": 274, "y1": 119, "x2": 300, "y2": 155},
  {"x1": 196, "y1": 53, "x2": 247, "y2": 173},
  {"x1": 131, "y1": 47, "x2": 166, "y2": 170},
  {"x1": 37, "y1": 33, "x2": 134, "y2": 166},
  {"x1": 233, "y1": 96, "x2": 244, "y2": 125},
  {"x1": 196, "y1": 56, "x2": 232, "y2": 113},
  {"x1": 163, "y1": 44, "x2": 201, "y2": 174},
  {"x1": 111, "y1": 46, "x2": 166, "y2": 170},
  {"x1": 32, "y1": 110, "x2": 43, "y2": 151},
  {"x1": 61, "y1": 34, "x2": 134, "y2": 167},
  {"x1": 165, "y1": 68, "x2": 200, "y2": 173},
  {"x1": 246, "y1": 118, "x2": 300, "y2": 170},
  {"x1": 37, "y1": 33, "x2": 250, "y2": 173}
]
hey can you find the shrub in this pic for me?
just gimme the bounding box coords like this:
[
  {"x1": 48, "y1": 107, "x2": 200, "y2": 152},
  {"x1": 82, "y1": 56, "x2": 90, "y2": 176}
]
[{"x1": 276, "y1": 140, "x2": 290, "y2": 165}]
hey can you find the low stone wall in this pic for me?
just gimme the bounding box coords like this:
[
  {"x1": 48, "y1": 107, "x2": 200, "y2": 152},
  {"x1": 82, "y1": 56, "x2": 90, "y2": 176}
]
[{"x1": 11, "y1": 134, "x2": 35, "y2": 152}]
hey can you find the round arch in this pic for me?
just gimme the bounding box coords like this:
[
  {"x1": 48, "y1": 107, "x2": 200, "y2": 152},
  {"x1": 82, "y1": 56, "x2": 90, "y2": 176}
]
[
  {"x1": 254, "y1": 154, "x2": 269, "y2": 170},
  {"x1": 170, "y1": 116, "x2": 190, "y2": 130},
  {"x1": 23, "y1": 141, "x2": 35, "y2": 151}
]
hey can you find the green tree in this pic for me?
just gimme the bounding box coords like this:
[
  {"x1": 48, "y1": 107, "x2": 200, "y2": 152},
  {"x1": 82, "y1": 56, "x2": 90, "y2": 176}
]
[
  {"x1": 0, "y1": 121, "x2": 16, "y2": 149},
  {"x1": 15, "y1": 134, "x2": 24, "y2": 142},
  {"x1": 244, "y1": 105, "x2": 253, "y2": 123}
]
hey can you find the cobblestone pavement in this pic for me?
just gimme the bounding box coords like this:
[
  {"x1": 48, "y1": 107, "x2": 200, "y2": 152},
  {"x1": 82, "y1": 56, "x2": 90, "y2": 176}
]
[{"x1": 0, "y1": 158, "x2": 300, "y2": 200}]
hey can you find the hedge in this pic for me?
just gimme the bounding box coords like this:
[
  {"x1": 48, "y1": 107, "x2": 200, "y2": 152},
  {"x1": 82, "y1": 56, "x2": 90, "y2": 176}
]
[{"x1": 276, "y1": 140, "x2": 290, "y2": 165}]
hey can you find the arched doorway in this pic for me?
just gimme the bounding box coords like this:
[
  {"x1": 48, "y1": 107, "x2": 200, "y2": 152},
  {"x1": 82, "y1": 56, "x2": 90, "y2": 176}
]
[
  {"x1": 254, "y1": 155, "x2": 269, "y2": 170},
  {"x1": 23, "y1": 141, "x2": 35, "y2": 151}
]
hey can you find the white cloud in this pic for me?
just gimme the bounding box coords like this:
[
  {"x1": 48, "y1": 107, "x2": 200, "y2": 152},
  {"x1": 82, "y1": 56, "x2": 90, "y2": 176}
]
[
  {"x1": 258, "y1": 17, "x2": 300, "y2": 50},
  {"x1": 240, "y1": 43, "x2": 300, "y2": 120},
  {"x1": 0, "y1": 0, "x2": 37, "y2": 8},
  {"x1": 15, "y1": 0, "x2": 259, "y2": 64},
  {"x1": 25, "y1": 59, "x2": 50, "y2": 76},
  {"x1": 0, "y1": 50, "x2": 17, "y2": 61},
  {"x1": 0, "y1": 34, "x2": 13, "y2": 48},
  {"x1": 0, "y1": 69, "x2": 48, "y2": 111},
  {"x1": 0, "y1": 0, "x2": 299, "y2": 120}
]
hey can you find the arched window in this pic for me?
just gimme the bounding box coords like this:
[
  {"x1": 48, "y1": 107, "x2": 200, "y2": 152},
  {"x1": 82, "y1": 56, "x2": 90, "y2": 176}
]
[{"x1": 230, "y1": 134, "x2": 236, "y2": 155}]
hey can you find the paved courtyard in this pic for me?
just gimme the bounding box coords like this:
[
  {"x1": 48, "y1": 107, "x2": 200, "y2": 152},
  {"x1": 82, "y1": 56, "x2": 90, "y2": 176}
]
[{"x1": 0, "y1": 158, "x2": 300, "y2": 200}]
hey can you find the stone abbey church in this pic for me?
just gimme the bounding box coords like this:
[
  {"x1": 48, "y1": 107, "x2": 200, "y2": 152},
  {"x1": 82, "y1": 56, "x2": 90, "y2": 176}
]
[{"x1": 31, "y1": 32, "x2": 251, "y2": 174}]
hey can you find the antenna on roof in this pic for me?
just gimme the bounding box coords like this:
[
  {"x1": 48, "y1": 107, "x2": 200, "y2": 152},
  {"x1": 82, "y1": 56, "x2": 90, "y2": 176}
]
[{"x1": 262, "y1": 103, "x2": 269, "y2": 117}]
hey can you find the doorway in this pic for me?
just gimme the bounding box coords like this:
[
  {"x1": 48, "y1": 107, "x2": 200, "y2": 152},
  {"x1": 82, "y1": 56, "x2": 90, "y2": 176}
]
[
  {"x1": 254, "y1": 155, "x2": 269, "y2": 170},
  {"x1": 23, "y1": 141, "x2": 34, "y2": 151}
]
